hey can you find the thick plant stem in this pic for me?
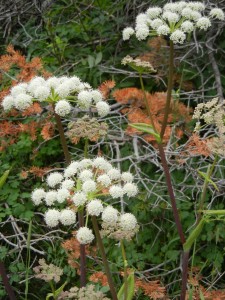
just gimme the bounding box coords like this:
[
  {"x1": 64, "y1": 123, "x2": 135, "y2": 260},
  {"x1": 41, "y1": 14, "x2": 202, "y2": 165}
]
[
  {"x1": 91, "y1": 216, "x2": 118, "y2": 300},
  {"x1": 121, "y1": 240, "x2": 128, "y2": 300},
  {"x1": 180, "y1": 251, "x2": 189, "y2": 300},
  {"x1": 160, "y1": 40, "x2": 174, "y2": 139},
  {"x1": 53, "y1": 109, "x2": 86, "y2": 287},
  {"x1": 0, "y1": 262, "x2": 16, "y2": 300}
]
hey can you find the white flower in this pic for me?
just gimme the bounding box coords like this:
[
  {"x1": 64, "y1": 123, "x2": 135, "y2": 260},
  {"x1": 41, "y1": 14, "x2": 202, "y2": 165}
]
[
  {"x1": 97, "y1": 174, "x2": 111, "y2": 187},
  {"x1": 11, "y1": 83, "x2": 27, "y2": 97},
  {"x1": 150, "y1": 18, "x2": 164, "y2": 30},
  {"x1": 96, "y1": 101, "x2": 110, "y2": 117},
  {"x1": 102, "y1": 206, "x2": 119, "y2": 224},
  {"x1": 123, "y1": 183, "x2": 138, "y2": 197},
  {"x1": 55, "y1": 100, "x2": 71, "y2": 117},
  {"x1": 33, "y1": 86, "x2": 50, "y2": 101},
  {"x1": 210, "y1": 8, "x2": 224, "y2": 21},
  {"x1": 120, "y1": 213, "x2": 137, "y2": 231},
  {"x1": 14, "y1": 93, "x2": 32, "y2": 110},
  {"x1": 76, "y1": 227, "x2": 94, "y2": 244},
  {"x1": 146, "y1": 7, "x2": 162, "y2": 19},
  {"x1": 93, "y1": 157, "x2": 111, "y2": 170},
  {"x1": 121, "y1": 172, "x2": 134, "y2": 183},
  {"x1": 82, "y1": 180, "x2": 96, "y2": 193},
  {"x1": 181, "y1": 7, "x2": 193, "y2": 18},
  {"x1": 122, "y1": 27, "x2": 135, "y2": 40},
  {"x1": 31, "y1": 188, "x2": 46, "y2": 205},
  {"x1": 136, "y1": 13, "x2": 148, "y2": 25},
  {"x1": 55, "y1": 82, "x2": 71, "y2": 98},
  {"x1": 170, "y1": 30, "x2": 186, "y2": 44},
  {"x1": 28, "y1": 77, "x2": 46, "y2": 93},
  {"x1": 162, "y1": 11, "x2": 180, "y2": 23},
  {"x1": 77, "y1": 90, "x2": 92, "y2": 109},
  {"x1": 59, "y1": 209, "x2": 76, "y2": 226},
  {"x1": 68, "y1": 76, "x2": 81, "y2": 90},
  {"x1": 187, "y1": 2, "x2": 205, "y2": 11},
  {"x1": 45, "y1": 191, "x2": 58, "y2": 206},
  {"x1": 181, "y1": 21, "x2": 194, "y2": 33},
  {"x1": 156, "y1": 24, "x2": 170, "y2": 36},
  {"x1": 47, "y1": 172, "x2": 64, "y2": 188},
  {"x1": 45, "y1": 209, "x2": 60, "y2": 227},
  {"x1": 72, "y1": 192, "x2": 87, "y2": 206},
  {"x1": 164, "y1": 2, "x2": 186, "y2": 13},
  {"x1": 78, "y1": 159, "x2": 93, "y2": 170},
  {"x1": 64, "y1": 161, "x2": 79, "y2": 178},
  {"x1": 91, "y1": 90, "x2": 103, "y2": 103},
  {"x1": 135, "y1": 24, "x2": 150, "y2": 40},
  {"x1": 56, "y1": 188, "x2": 70, "y2": 203},
  {"x1": 87, "y1": 199, "x2": 103, "y2": 216},
  {"x1": 61, "y1": 179, "x2": 74, "y2": 190},
  {"x1": 79, "y1": 170, "x2": 93, "y2": 182},
  {"x1": 109, "y1": 185, "x2": 124, "y2": 198},
  {"x1": 46, "y1": 77, "x2": 60, "y2": 89},
  {"x1": 2, "y1": 96, "x2": 15, "y2": 110},
  {"x1": 190, "y1": 11, "x2": 201, "y2": 21},
  {"x1": 196, "y1": 17, "x2": 211, "y2": 30},
  {"x1": 107, "y1": 168, "x2": 121, "y2": 180}
]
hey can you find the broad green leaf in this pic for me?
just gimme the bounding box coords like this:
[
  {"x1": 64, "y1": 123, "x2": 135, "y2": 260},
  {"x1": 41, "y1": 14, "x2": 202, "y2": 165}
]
[
  {"x1": 95, "y1": 52, "x2": 102, "y2": 65},
  {"x1": 87, "y1": 55, "x2": 95, "y2": 68},
  {"x1": 0, "y1": 170, "x2": 10, "y2": 189},
  {"x1": 129, "y1": 123, "x2": 161, "y2": 143},
  {"x1": 197, "y1": 170, "x2": 219, "y2": 191},
  {"x1": 117, "y1": 272, "x2": 135, "y2": 300}
]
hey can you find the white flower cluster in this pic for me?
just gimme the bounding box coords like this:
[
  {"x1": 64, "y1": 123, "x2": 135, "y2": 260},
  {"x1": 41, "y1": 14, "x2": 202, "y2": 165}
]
[
  {"x1": 122, "y1": 2, "x2": 224, "y2": 44},
  {"x1": 2, "y1": 76, "x2": 110, "y2": 118},
  {"x1": 31, "y1": 157, "x2": 139, "y2": 242}
]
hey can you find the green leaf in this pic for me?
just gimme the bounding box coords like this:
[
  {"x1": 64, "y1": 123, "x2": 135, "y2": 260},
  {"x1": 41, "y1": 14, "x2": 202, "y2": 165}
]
[
  {"x1": 117, "y1": 271, "x2": 135, "y2": 300},
  {"x1": 95, "y1": 52, "x2": 102, "y2": 65},
  {"x1": 129, "y1": 123, "x2": 161, "y2": 143},
  {"x1": 87, "y1": 55, "x2": 95, "y2": 68},
  {"x1": 183, "y1": 218, "x2": 205, "y2": 251},
  {"x1": 197, "y1": 170, "x2": 219, "y2": 191},
  {"x1": 0, "y1": 170, "x2": 10, "y2": 189},
  {"x1": 54, "y1": 281, "x2": 68, "y2": 298}
]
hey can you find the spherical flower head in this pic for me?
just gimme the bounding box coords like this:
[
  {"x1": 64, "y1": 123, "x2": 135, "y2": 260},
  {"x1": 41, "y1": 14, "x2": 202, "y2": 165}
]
[
  {"x1": 150, "y1": 18, "x2": 164, "y2": 30},
  {"x1": 79, "y1": 170, "x2": 93, "y2": 182},
  {"x1": 123, "y1": 183, "x2": 138, "y2": 197},
  {"x1": 45, "y1": 191, "x2": 58, "y2": 206},
  {"x1": 91, "y1": 90, "x2": 103, "y2": 103},
  {"x1": 121, "y1": 172, "x2": 134, "y2": 183},
  {"x1": 76, "y1": 227, "x2": 94, "y2": 244},
  {"x1": 97, "y1": 174, "x2": 111, "y2": 187},
  {"x1": 55, "y1": 100, "x2": 71, "y2": 117},
  {"x1": 56, "y1": 188, "x2": 70, "y2": 203},
  {"x1": 170, "y1": 30, "x2": 186, "y2": 44},
  {"x1": 14, "y1": 93, "x2": 32, "y2": 110},
  {"x1": 96, "y1": 101, "x2": 110, "y2": 117},
  {"x1": 28, "y1": 77, "x2": 46, "y2": 93},
  {"x1": 45, "y1": 209, "x2": 60, "y2": 227},
  {"x1": 187, "y1": 2, "x2": 205, "y2": 11},
  {"x1": 210, "y1": 8, "x2": 224, "y2": 21},
  {"x1": 61, "y1": 179, "x2": 74, "y2": 190},
  {"x1": 136, "y1": 13, "x2": 148, "y2": 25},
  {"x1": 122, "y1": 27, "x2": 135, "y2": 41},
  {"x1": 2, "y1": 96, "x2": 15, "y2": 111},
  {"x1": 120, "y1": 213, "x2": 137, "y2": 231},
  {"x1": 31, "y1": 188, "x2": 46, "y2": 205},
  {"x1": 109, "y1": 185, "x2": 124, "y2": 199},
  {"x1": 67, "y1": 76, "x2": 81, "y2": 90},
  {"x1": 77, "y1": 90, "x2": 92, "y2": 109},
  {"x1": 196, "y1": 17, "x2": 211, "y2": 30},
  {"x1": 64, "y1": 161, "x2": 79, "y2": 178},
  {"x1": 33, "y1": 86, "x2": 51, "y2": 101},
  {"x1": 93, "y1": 157, "x2": 111, "y2": 171},
  {"x1": 47, "y1": 172, "x2": 64, "y2": 188},
  {"x1": 102, "y1": 206, "x2": 119, "y2": 224},
  {"x1": 59, "y1": 209, "x2": 76, "y2": 226},
  {"x1": 162, "y1": 11, "x2": 180, "y2": 24},
  {"x1": 11, "y1": 83, "x2": 27, "y2": 97},
  {"x1": 86, "y1": 199, "x2": 103, "y2": 216},
  {"x1": 107, "y1": 168, "x2": 121, "y2": 180},
  {"x1": 156, "y1": 24, "x2": 170, "y2": 36},
  {"x1": 135, "y1": 24, "x2": 150, "y2": 41},
  {"x1": 181, "y1": 7, "x2": 193, "y2": 18},
  {"x1": 46, "y1": 77, "x2": 60, "y2": 89},
  {"x1": 78, "y1": 159, "x2": 93, "y2": 170},
  {"x1": 181, "y1": 20, "x2": 194, "y2": 33},
  {"x1": 72, "y1": 192, "x2": 87, "y2": 206},
  {"x1": 164, "y1": 2, "x2": 186, "y2": 13},
  {"x1": 55, "y1": 82, "x2": 71, "y2": 98},
  {"x1": 190, "y1": 11, "x2": 201, "y2": 21},
  {"x1": 146, "y1": 7, "x2": 162, "y2": 19},
  {"x1": 82, "y1": 180, "x2": 97, "y2": 193}
]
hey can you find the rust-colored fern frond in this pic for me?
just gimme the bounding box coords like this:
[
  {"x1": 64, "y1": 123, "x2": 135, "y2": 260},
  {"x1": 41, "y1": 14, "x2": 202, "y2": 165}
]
[{"x1": 98, "y1": 80, "x2": 116, "y2": 99}]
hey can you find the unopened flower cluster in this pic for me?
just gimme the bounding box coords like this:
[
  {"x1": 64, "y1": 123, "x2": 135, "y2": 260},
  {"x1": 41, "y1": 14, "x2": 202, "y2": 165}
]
[
  {"x1": 122, "y1": 2, "x2": 224, "y2": 44},
  {"x1": 193, "y1": 97, "x2": 225, "y2": 156},
  {"x1": 2, "y1": 76, "x2": 110, "y2": 117},
  {"x1": 31, "y1": 157, "x2": 139, "y2": 243},
  {"x1": 58, "y1": 284, "x2": 110, "y2": 300},
  {"x1": 33, "y1": 258, "x2": 63, "y2": 283}
]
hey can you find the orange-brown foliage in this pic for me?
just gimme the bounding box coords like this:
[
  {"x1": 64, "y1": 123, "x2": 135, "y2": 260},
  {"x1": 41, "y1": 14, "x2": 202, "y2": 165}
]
[
  {"x1": 89, "y1": 271, "x2": 108, "y2": 287},
  {"x1": 185, "y1": 133, "x2": 211, "y2": 157},
  {"x1": 135, "y1": 279, "x2": 168, "y2": 299},
  {"x1": 98, "y1": 80, "x2": 116, "y2": 99}
]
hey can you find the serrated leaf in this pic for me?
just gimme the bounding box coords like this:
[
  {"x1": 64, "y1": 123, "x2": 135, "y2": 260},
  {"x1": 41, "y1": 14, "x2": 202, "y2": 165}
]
[
  {"x1": 197, "y1": 170, "x2": 219, "y2": 191},
  {"x1": 129, "y1": 123, "x2": 161, "y2": 143}
]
